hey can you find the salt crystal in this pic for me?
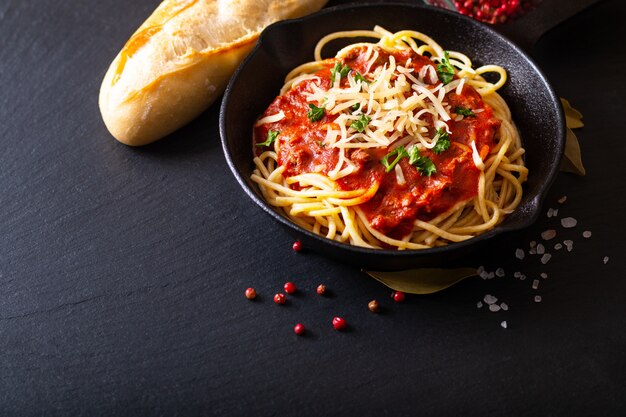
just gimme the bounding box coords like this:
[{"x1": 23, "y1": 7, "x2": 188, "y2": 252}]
[
  {"x1": 477, "y1": 265, "x2": 485, "y2": 275},
  {"x1": 547, "y1": 208, "x2": 555, "y2": 218},
  {"x1": 554, "y1": 243, "x2": 563, "y2": 250},
  {"x1": 532, "y1": 279, "x2": 540, "y2": 290},
  {"x1": 564, "y1": 240, "x2": 574, "y2": 252},
  {"x1": 536, "y1": 243, "x2": 545, "y2": 255},
  {"x1": 477, "y1": 301, "x2": 483, "y2": 308},
  {"x1": 515, "y1": 248, "x2": 525, "y2": 260},
  {"x1": 530, "y1": 241, "x2": 537, "y2": 248},
  {"x1": 553, "y1": 209, "x2": 559, "y2": 217},
  {"x1": 561, "y1": 217, "x2": 578, "y2": 228},
  {"x1": 520, "y1": 274, "x2": 527, "y2": 281},
  {"x1": 487, "y1": 272, "x2": 495, "y2": 279},
  {"x1": 540, "y1": 253, "x2": 552, "y2": 264},
  {"x1": 540, "y1": 272, "x2": 548, "y2": 279},
  {"x1": 558, "y1": 195, "x2": 567, "y2": 204},
  {"x1": 603, "y1": 256, "x2": 610, "y2": 264},
  {"x1": 583, "y1": 231, "x2": 592, "y2": 238},
  {"x1": 484, "y1": 294, "x2": 498, "y2": 305},
  {"x1": 529, "y1": 248, "x2": 537, "y2": 255},
  {"x1": 500, "y1": 302, "x2": 508, "y2": 311},
  {"x1": 541, "y1": 229, "x2": 557, "y2": 240},
  {"x1": 495, "y1": 268, "x2": 505, "y2": 277},
  {"x1": 489, "y1": 304, "x2": 501, "y2": 312},
  {"x1": 534, "y1": 295, "x2": 542, "y2": 303},
  {"x1": 513, "y1": 271, "x2": 521, "y2": 278},
  {"x1": 501, "y1": 320, "x2": 508, "y2": 329},
  {"x1": 480, "y1": 270, "x2": 490, "y2": 280}
]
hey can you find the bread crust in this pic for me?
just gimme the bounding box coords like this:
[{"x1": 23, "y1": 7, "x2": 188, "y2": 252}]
[{"x1": 99, "y1": 0, "x2": 327, "y2": 146}]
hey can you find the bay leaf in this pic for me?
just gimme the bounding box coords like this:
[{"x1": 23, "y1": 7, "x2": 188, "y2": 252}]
[
  {"x1": 364, "y1": 267, "x2": 477, "y2": 294},
  {"x1": 560, "y1": 128, "x2": 586, "y2": 176},
  {"x1": 561, "y1": 98, "x2": 584, "y2": 128}
]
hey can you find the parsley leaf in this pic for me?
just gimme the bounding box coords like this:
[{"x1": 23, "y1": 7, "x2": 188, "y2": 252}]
[
  {"x1": 351, "y1": 102, "x2": 361, "y2": 112},
  {"x1": 316, "y1": 140, "x2": 326, "y2": 148},
  {"x1": 256, "y1": 130, "x2": 279, "y2": 147},
  {"x1": 455, "y1": 106, "x2": 475, "y2": 117},
  {"x1": 350, "y1": 113, "x2": 371, "y2": 133},
  {"x1": 436, "y1": 51, "x2": 455, "y2": 85},
  {"x1": 354, "y1": 72, "x2": 370, "y2": 84},
  {"x1": 407, "y1": 146, "x2": 437, "y2": 176},
  {"x1": 432, "y1": 128, "x2": 451, "y2": 154},
  {"x1": 381, "y1": 146, "x2": 409, "y2": 173},
  {"x1": 330, "y1": 62, "x2": 351, "y2": 84},
  {"x1": 307, "y1": 103, "x2": 325, "y2": 122}
]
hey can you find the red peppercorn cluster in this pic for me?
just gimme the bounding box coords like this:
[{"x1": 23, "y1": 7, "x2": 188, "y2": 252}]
[{"x1": 453, "y1": 0, "x2": 542, "y2": 24}]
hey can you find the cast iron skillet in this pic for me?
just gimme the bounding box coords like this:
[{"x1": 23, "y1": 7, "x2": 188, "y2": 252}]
[{"x1": 221, "y1": 2, "x2": 569, "y2": 270}]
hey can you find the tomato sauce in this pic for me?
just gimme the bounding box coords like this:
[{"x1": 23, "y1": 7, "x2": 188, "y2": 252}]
[{"x1": 254, "y1": 46, "x2": 500, "y2": 240}]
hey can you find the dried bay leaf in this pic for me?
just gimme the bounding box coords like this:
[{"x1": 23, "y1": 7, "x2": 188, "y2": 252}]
[
  {"x1": 364, "y1": 268, "x2": 477, "y2": 294},
  {"x1": 561, "y1": 98, "x2": 584, "y2": 128},
  {"x1": 561, "y1": 128, "x2": 586, "y2": 176}
]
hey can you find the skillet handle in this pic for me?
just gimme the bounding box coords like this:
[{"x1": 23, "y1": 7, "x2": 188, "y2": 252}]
[{"x1": 495, "y1": 0, "x2": 604, "y2": 54}]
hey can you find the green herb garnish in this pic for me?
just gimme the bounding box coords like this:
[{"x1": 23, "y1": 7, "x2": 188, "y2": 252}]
[
  {"x1": 408, "y1": 146, "x2": 437, "y2": 176},
  {"x1": 354, "y1": 72, "x2": 370, "y2": 84},
  {"x1": 316, "y1": 140, "x2": 326, "y2": 148},
  {"x1": 307, "y1": 103, "x2": 325, "y2": 122},
  {"x1": 350, "y1": 113, "x2": 371, "y2": 133},
  {"x1": 436, "y1": 51, "x2": 455, "y2": 85},
  {"x1": 330, "y1": 62, "x2": 351, "y2": 84},
  {"x1": 381, "y1": 146, "x2": 409, "y2": 173},
  {"x1": 432, "y1": 128, "x2": 451, "y2": 154},
  {"x1": 455, "y1": 106, "x2": 475, "y2": 117},
  {"x1": 256, "y1": 130, "x2": 279, "y2": 147},
  {"x1": 351, "y1": 102, "x2": 361, "y2": 112}
]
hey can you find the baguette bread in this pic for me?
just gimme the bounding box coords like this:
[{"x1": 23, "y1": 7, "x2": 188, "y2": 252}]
[{"x1": 99, "y1": 0, "x2": 327, "y2": 146}]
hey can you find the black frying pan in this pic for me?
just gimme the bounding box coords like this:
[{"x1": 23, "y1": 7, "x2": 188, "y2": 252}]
[{"x1": 220, "y1": 2, "x2": 589, "y2": 270}]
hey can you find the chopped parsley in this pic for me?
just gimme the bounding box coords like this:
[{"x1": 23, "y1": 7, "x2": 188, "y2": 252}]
[
  {"x1": 436, "y1": 51, "x2": 455, "y2": 85},
  {"x1": 455, "y1": 106, "x2": 475, "y2": 117},
  {"x1": 256, "y1": 130, "x2": 279, "y2": 147},
  {"x1": 350, "y1": 113, "x2": 371, "y2": 133},
  {"x1": 316, "y1": 140, "x2": 326, "y2": 148},
  {"x1": 408, "y1": 146, "x2": 437, "y2": 176},
  {"x1": 351, "y1": 102, "x2": 361, "y2": 112},
  {"x1": 354, "y1": 72, "x2": 370, "y2": 84},
  {"x1": 432, "y1": 128, "x2": 451, "y2": 154},
  {"x1": 307, "y1": 103, "x2": 325, "y2": 122},
  {"x1": 330, "y1": 62, "x2": 351, "y2": 84},
  {"x1": 381, "y1": 146, "x2": 409, "y2": 173}
]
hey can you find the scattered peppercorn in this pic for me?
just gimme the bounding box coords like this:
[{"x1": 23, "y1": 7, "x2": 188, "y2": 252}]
[
  {"x1": 293, "y1": 323, "x2": 305, "y2": 335},
  {"x1": 245, "y1": 287, "x2": 257, "y2": 300},
  {"x1": 450, "y1": 0, "x2": 541, "y2": 25},
  {"x1": 392, "y1": 291, "x2": 406, "y2": 303},
  {"x1": 274, "y1": 293, "x2": 286, "y2": 305},
  {"x1": 332, "y1": 316, "x2": 347, "y2": 331},
  {"x1": 368, "y1": 300, "x2": 380, "y2": 313},
  {"x1": 316, "y1": 284, "x2": 327, "y2": 296},
  {"x1": 284, "y1": 282, "x2": 297, "y2": 294},
  {"x1": 292, "y1": 240, "x2": 303, "y2": 252}
]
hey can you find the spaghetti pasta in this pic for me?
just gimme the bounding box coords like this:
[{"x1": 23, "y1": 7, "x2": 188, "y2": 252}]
[{"x1": 251, "y1": 27, "x2": 527, "y2": 250}]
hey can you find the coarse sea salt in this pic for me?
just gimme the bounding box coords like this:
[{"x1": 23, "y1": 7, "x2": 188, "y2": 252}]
[
  {"x1": 501, "y1": 320, "x2": 508, "y2": 329},
  {"x1": 477, "y1": 301, "x2": 483, "y2": 309},
  {"x1": 540, "y1": 272, "x2": 548, "y2": 279},
  {"x1": 583, "y1": 231, "x2": 592, "y2": 238},
  {"x1": 515, "y1": 248, "x2": 525, "y2": 260},
  {"x1": 558, "y1": 195, "x2": 567, "y2": 204},
  {"x1": 495, "y1": 268, "x2": 505, "y2": 277},
  {"x1": 603, "y1": 256, "x2": 610, "y2": 264},
  {"x1": 564, "y1": 240, "x2": 574, "y2": 252},
  {"x1": 484, "y1": 294, "x2": 498, "y2": 305},
  {"x1": 561, "y1": 217, "x2": 578, "y2": 228},
  {"x1": 554, "y1": 243, "x2": 563, "y2": 250},
  {"x1": 532, "y1": 279, "x2": 540, "y2": 290},
  {"x1": 534, "y1": 295, "x2": 542, "y2": 303},
  {"x1": 500, "y1": 302, "x2": 509, "y2": 311},
  {"x1": 540, "y1": 253, "x2": 552, "y2": 264},
  {"x1": 541, "y1": 229, "x2": 557, "y2": 240},
  {"x1": 489, "y1": 304, "x2": 501, "y2": 312},
  {"x1": 536, "y1": 243, "x2": 545, "y2": 255}
]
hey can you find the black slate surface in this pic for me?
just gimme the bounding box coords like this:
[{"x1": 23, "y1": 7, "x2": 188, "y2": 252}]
[{"x1": 1, "y1": 0, "x2": 625, "y2": 415}]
